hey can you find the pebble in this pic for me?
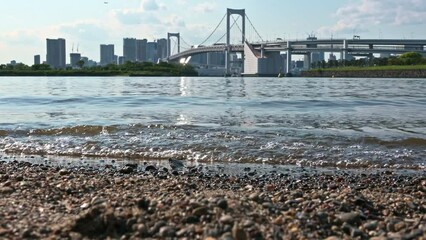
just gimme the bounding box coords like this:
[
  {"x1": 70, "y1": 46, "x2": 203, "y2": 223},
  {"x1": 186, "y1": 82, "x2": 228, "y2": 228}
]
[
  {"x1": 58, "y1": 168, "x2": 69, "y2": 175},
  {"x1": 217, "y1": 199, "x2": 228, "y2": 209},
  {"x1": 192, "y1": 206, "x2": 208, "y2": 216},
  {"x1": 336, "y1": 212, "x2": 361, "y2": 225},
  {"x1": 0, "y1": 161, "x2": 424, "y2": 240},
  {"x1": 145, "y1": 165, "x2": 157, "y2": 172},
  {"x1": 0, "y1": 187, "x2": 14, "y2": 194},
  {"x1": 80, "y1": 203, "x2": 90, "y2": 209},
  {"x1": 232, "y1": 224, "x2": 248, "y2": 240},
  {"x1": 324, "y1": 237, "x2": 341, "y2": 240},
  {"x1": 158, "y1": 226, "x2": 175, "y2": 238},
  {"x1": 119, "y1": 167, "x2": 133, "y2": 174},
  {"x1": 248, "y1": 193, "x2": 259, "y2": 202},
  {"x1": 363, "y1": 220, "x2": 378, "y2": 231},
  {"x1": 220, "y1": 215, "x2": 234, "y2": 225}
]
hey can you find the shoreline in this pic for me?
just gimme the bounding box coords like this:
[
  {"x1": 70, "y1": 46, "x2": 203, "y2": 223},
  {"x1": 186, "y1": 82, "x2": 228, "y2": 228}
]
[
  {"x1": 301, "y1": 69, "x2": 426, "y2": 78},
  {"x1": 0, "y1": 160, "x2": 424, "y2": 239}
]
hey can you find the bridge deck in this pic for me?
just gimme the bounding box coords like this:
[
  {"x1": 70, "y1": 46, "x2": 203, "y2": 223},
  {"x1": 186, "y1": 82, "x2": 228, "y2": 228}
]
[{"x1": 168, "y1": 39, "x2": 426, "y2": 62}]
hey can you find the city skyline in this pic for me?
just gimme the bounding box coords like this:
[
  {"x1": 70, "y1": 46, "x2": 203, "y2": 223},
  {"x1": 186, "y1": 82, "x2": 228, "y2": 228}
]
[{"x1": 1, "y1": 0, "x2": 426, "y2": 65}]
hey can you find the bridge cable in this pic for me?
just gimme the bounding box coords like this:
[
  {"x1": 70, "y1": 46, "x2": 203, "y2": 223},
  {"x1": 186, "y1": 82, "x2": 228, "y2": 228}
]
[
  {"x1": 214, "y1": 16, "x2": 240, "y2": 44},
  {"x1": 246, "y1": 14, "x2": 264, "y2": 42},
  {"x1": 198, "y1": 13, "x2": 227, "y2": 46},
  {"x1": 231, "y1": 15, "x2": 246, "y2": 42},
  {"x1": 179, "y1": 37, "x2": 193, "y2": 49}
]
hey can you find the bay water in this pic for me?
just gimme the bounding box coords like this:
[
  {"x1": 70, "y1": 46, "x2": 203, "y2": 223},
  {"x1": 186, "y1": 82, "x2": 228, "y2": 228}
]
[{"x1": 0, "y1": 76, "x2": 425, "y2": 169}]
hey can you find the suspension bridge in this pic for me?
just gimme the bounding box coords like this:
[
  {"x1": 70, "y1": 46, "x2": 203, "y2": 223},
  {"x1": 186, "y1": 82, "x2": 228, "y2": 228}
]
[{"x1": 166, "y1": 8, "x2": 426, "y2": 76}]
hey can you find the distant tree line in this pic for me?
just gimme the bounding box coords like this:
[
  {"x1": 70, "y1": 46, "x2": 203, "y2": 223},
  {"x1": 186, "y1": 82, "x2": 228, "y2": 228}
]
[
  {"x1": 311, "y1": 52, "x2": 426, "y2": 69},
  {"x1": 0, "y1": 61, "x2": 198, "y2": 76}
]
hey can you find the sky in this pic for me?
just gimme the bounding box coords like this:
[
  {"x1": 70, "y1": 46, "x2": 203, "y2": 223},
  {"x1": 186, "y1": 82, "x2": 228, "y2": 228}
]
[{"x1": 1, "y1": 0, "x2": 426, "y2": 65}]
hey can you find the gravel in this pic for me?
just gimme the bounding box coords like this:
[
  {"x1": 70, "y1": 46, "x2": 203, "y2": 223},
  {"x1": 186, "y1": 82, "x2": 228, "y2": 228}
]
[{"x1": 0, "y1": 160, "x2": 425, "y2": 239}]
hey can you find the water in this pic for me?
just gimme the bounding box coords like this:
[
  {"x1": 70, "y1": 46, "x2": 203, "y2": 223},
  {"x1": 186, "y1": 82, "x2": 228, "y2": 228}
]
[{"x1": 0, "y1": 76, "x2": 425, "y2": 169}]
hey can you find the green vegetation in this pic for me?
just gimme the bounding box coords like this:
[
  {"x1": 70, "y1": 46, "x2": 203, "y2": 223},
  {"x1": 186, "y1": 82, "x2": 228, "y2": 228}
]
[
  {"x1": 0, "y1": 61, "x2": 198, "y2": 77},
  {"x1": 309, "y1": 52, "x2": 426, "y2": 71},
  {"x1": 312, "y1": 64, "x2": 426, "y2": 72}
]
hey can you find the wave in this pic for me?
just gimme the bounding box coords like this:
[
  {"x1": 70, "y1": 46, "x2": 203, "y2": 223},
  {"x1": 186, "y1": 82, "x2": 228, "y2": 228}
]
[
  {"x1": 1, "y1": 123, "x2": 425, "y2": 170},
  {"x1": 28, "y1": 125, "x2": 118, "y2": 136},
  {"x1": 362, "y1": 137, "x2": 426, "y2": 147},
  {"x1": 1, "y1": 137, "x2": 425, "y2": 170},
  {"x1": 2, "y1": 123, "x2": 205, "y2": 138}
]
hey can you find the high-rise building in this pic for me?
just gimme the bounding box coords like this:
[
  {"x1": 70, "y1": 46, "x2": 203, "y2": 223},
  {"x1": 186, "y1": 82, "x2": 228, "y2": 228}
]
[
  {"x1": 311, "y1": 52, "x2": 324, "y2": 64},
  {"x1": 123, "y1": 38, "x2": 137, "y2": 62},
  {"x1": 118, "y1": 56, "x2": 126, "y2": 65},
  {"x1": 156, "y1": 38, "x2": 168, "y2": 60},
  {"x1": 100, "y1": 44, "x2": 115, "y2": 65},
  {"x1": 46, "y1": 38, "x2": 66, "y2": 69},
  {"x1": 136, "y1": 39, "x2": 147, "y2": 62},
  {"x1": 70, "y1": 53, "x2": 82, "y2": 68},
  {"x1": 146, "y1": 42, "x2": 158, "y2": 63},
  {"x1": 80, "y1": 56, "x2": 97, "y2": 68},
  {"x1": 34, "y1": 55, "x2": 41, "y2": 65}
]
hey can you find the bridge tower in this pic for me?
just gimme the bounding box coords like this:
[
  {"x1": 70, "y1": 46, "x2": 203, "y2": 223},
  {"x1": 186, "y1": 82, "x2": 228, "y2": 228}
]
[
  {"x1": 226, "y1": 8, "x2": 245, "y2": 75},
  {"x1": 167, "y1": 33, "x2": 180, "y2": 58}
]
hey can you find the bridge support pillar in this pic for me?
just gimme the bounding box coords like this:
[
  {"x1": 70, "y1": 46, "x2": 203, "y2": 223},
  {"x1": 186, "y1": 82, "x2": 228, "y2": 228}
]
[
  {"x1": 226, "y1": 8, "x2": 245, "y2": 76},
  {"x1": 225, "y1": 47, "x2": 230, "y2": 76},
  {"x1": 206, "y1": 53, "x2": 211, "y2": 68},
  {"x1": 286, "y1": 41, "x2": 292, "y2": 75},
  {"x1": 342, "y1": 39, "x2": 348, "y2": 64},
  {"x1": 167, "y1": 33, "x2": 180, "y2": 59},
  {"x1": 304, "y1": 53, "x2": 311, "y2": 70},
  {"x1": 260, "y1": 44, "x2": 265, "y2": 58}
]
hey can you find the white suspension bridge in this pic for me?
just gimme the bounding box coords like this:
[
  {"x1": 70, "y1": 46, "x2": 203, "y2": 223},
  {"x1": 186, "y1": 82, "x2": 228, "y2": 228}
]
[{"x1": 166, "y1": 8, "x2": 426, "y2": 76}]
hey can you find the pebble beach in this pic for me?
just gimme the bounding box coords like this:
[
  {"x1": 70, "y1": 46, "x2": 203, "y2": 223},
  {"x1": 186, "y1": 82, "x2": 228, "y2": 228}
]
[{"x1": 0, "y1": 160, "x2": 425, "y2": 239}]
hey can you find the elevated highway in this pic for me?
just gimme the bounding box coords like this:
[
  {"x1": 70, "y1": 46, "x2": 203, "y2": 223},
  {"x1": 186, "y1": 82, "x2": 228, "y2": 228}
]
[
  {"x1": 168, "y1": 44, "x2": 243, "y2": 62},
  {"x1": 169, "y1": 39, "x2": 426, "y2": 60},
  {"x1": 168, "y1": 38, "x2": 426, "y2": 75}
]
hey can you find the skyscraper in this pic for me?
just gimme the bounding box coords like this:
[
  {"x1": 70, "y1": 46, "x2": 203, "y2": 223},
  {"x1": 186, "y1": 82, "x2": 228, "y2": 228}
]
[
  {"x1": 70, "y1": 53, "x2": 82, "y2": 68},
  {"x1": 34, "y1": 55, "x2": 40, "y2": 65},
  {"x1": 156, "y1": 38, "x2": 168, "y2": 60},
  {"x1": 136, "y1": 39, "x2": 147, "y2": 62},
  {"x1": 46, "y1": 38, "x2": 66, "y2": 69},
  {"x1": 123, "y1": 38, "x2": 137, "y2": 62},
  {"x1": 100, "y1": 44, "x2": 115, "y2": 65},
  {"x1": 146, "y1": 42, "x2": 158, "y2": 63}
]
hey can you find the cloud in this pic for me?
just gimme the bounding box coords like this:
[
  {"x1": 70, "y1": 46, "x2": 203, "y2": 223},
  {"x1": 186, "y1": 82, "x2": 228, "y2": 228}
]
[
  {"x1": 0, "y1": 30, "x2": 46, "y2": 63},
  {"x1": 113, "y1": 9, "x2": 144, "y2": 25},
  {"x1": 193, "y1": 2, "x2": 216, "y2": 13},
  {"x1": 112, "y1": 0, "x2": 167, "y2": 25},
  {"x1": 141, "y1": 0, "x2": 160, "y2": 11},
  {"x1": 59, "y1": 22, "x2": 109, "y2": 42},
  {"x1": 318, "y1": 0, "x2": 426, "y2": 36},
  {"x1": 175, "y1": 0, "x2": 187, "y2": 6},
  {"x1": 0, "y1": 30, "x2": 44, "y2": 45},
  {"x1": 164, "y1": 15, "x2": 186, "y2": 28},
  {"x1": 113, "y1": 9, "x2": 164, "y2": 26}
]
